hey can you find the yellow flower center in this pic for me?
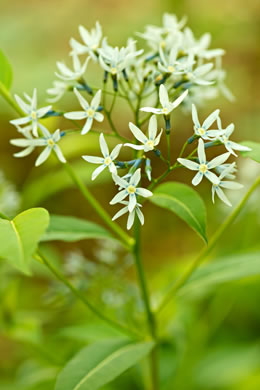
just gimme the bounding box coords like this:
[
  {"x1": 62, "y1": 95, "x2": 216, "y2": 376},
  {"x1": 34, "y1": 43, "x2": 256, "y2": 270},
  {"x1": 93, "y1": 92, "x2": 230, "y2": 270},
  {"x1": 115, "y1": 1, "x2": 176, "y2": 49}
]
[
  {"x1": 167, "y1": 65, "x2": 175, "y2": 73},
  {"x1": 223, "y1": 136, "x2": 228, "y2": 143},
  {"x1": 87, "y1": 108, "x2": 95, "y2": 117},
  {"x1": 155, "y1": 74, "x2": 163, "y2": 82},
  {"x1": 199, "y1": 164, "x2": 208, "y2": 174},
  {"x1": 127, "y1": 185, "x2": 136, "y2": 194},
  {"x1": 91, "y1": 44, "x2": 98, "y2": 50},
  {"x1": 47, "y1": 139, "x2": 55, "y2": 147},
  {"x1": 160, "y1": 40, "x2": 166, "y2": 49},
  {"x1": 162, "y1": 107, "x2": 169, "y2": 115},
  {"x1": 31, "y1": 111, "x2": 37, "y2": 120},
  {"x1": 198, "y1": 127, "x2": 206, "y2": 136},
  {"x1": 184, "y1": 72, "x2": 193, "y2": 81},
  {"x1": 146, "y1": 140, "x2": 154, "y2": 148},
  {"x1": 104, "y1": 156, "x2": 112, "y2": 166},
  {"x1": 111, "y1": 67, "x2": 117, "y2": 75}
]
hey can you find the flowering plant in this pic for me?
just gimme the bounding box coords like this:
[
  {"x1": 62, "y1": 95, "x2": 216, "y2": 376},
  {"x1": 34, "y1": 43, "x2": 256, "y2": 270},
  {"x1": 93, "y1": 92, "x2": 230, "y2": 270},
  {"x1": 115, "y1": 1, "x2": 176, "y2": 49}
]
[{"x1": 0, "y1": 13, "x2": 260, "y2": 390}]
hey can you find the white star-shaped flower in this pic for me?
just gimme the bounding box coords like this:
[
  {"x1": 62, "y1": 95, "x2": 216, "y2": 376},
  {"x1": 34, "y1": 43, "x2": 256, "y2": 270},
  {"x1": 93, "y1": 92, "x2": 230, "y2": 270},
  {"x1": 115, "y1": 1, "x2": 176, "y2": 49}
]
[
  {"x1": 140, "y1": 84, "x2": 188, "y2": 116},
  {"x1": 124, "y1": 115, "x2": 162, "y2": 152},
  {"x1": 56, "y1": 53, "x2": 90, "y2": 81},
  {"x1": 82, "y1": 133, "x2": 122, "y2": 180},
  {"x1": 10, "y1": 125, "x2": 66, "y2": 167},
  {"x1": 177, "y1": 138, "x2": 230, "y2": 186},
  {"x1": 110, "y1": 169, "x2": 153, "y2": 212},
  {"x1": 217, "y1": 118, "x2": 251, "y2": 157},
  {"x1": 70, "y1": 22, "x2": 102, "y2": 61},
  {"x1": 112, "y1": 201, "x2": 144, "y2": 230},
  {"x1": 64, "y1": 88, "x2": 104, "y2": 135},
  {"x1": 10, "y1": 88, "x2": 52, "y2": 137},
  {"x1": 212, "y1": 163, "x2": 243, "y2": 206},
  {"x1": 192, "y1": 104, "x2": 221, "y2": 140}
]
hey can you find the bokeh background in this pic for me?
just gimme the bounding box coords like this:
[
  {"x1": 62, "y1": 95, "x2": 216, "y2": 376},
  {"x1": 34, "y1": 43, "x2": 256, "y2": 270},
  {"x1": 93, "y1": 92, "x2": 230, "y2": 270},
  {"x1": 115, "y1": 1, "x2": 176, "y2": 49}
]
[{"x1": 1, "y1": 1, "x2": 260, "y2": 389}]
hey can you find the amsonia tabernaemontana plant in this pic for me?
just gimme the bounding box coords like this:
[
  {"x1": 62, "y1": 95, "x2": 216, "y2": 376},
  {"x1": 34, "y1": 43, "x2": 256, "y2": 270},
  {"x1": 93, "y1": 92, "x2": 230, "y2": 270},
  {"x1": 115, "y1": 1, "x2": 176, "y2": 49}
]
[{"x1": 0, "y1": 13, "x2": 260, "y2": 390}]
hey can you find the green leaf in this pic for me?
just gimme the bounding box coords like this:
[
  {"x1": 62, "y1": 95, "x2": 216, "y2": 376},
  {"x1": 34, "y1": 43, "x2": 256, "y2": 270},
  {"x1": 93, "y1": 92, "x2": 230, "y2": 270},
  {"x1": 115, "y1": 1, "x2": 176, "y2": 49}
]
[
  {"x1": 41, "y1": 215, "x2": 117, "y2": 243},
  {"x1": 55, "y1": 339, "x2": 155, "y2": 390},
  {"x1": 240, "y1": 141, "x2": 260, "y2": 163},
  {"x1": 179, "y1": 252, "x2": 260, "y2": 296},
  {"x1": 0, "y1": 208, "x2": 49, "y2": 274},
  {"x1": 58, "y1": 323, "x2": 127, "y2": 342},
  {"x1": 150, "y1": 182, "x2": 207, "y2": 243},
  {"x1": 0, "y1": 49, "x2": 13, "y2": 89}
]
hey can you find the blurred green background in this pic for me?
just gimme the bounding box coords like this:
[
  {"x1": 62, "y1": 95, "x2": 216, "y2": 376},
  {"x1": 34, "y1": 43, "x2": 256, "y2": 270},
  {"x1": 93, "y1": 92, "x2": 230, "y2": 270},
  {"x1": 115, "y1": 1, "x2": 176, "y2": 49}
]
[{"x1": 1, "y1": 0, "x2": 260, "y2": 389}]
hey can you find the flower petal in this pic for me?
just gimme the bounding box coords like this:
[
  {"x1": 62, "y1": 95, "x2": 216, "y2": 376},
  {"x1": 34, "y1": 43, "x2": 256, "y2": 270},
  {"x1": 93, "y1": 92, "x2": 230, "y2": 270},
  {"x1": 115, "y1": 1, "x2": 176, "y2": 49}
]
[
  {"x1": 35, "y1": 146, "x2": 52, "y2": 167},
  {"x1": 110, "y1": 189, "x2": 128, "y2": 204},
  {"x1": 130, "y1": 168, "x2": 141, "y2": 186},
  {"x1": 208, "y1": 152, "x2": 230, "y2": 169},
  {"x1": 136, "y1": 188, "x2": 153, "y2": 197},
  {"x1": 91, "y1": 89, "x2": 102, "y2": 110},
  {"x1": 129, "y1": 122, "x2": 147, "y2": 144},
  {"x1": 159, "y1": 84, "x2": 169, "y2": 107},
  {"x1": 177, "y1": 158, "x2": 199, "y2": 171},
  {"x1": 110, "y1": 143, "x2": 122, "y2": 160},
  {"x1": 198, "y1": 138, "x2": 206, "y2": 164},
  {"x1": 92, "y1": 164, "x2": 106, "y2": 180},
  {"x1": 192, "y1": 171, "x2": 203, "y2": 186},
  {"x1": 148, "y1": 115, "x2": 157, "y2": 140},
  {"x1": 64, "y1": 111, "x2": 87, "y2": 120},
  {"x1": 81, "y1": 117, "x2": 93, "y2": 134},
  {"x1": 127, "y1": 210, "x2": 135, "y2": 230},
  {"x1": 74, "y1": 87, "x2": 89, "y2": 110},
  {"x1": 202, "y1": 109, "x2": 220, "y2": 129},
  {"x1": 192, "y1": 104, "x2": 200, "y2": 128},
  {"x1": 99, "y1": 133, "x2": 109, "y2": 157},
  {"x1": 128, "y1": 193, "x2": 137, "y2": 212},
  {"x1": 82, "y1": 155, "x2": 104, "y2": 164}
]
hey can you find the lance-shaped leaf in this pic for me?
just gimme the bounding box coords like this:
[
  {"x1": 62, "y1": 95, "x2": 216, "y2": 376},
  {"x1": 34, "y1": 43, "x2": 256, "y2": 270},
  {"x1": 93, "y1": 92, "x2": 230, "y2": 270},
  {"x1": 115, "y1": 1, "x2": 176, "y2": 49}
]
[
  {"x1": 0, "y1": 49, "x2": 13, "y2": 89},
  {"x1": 55, "y1": 339, "x2": 155, "y2": 390},
  {"x1": 150, "y1": 182, "x2": 207, "y2": 243},
  {"x1": 240, "y1": 141, "x2": 260, "y2": 163},
  {"x1": 179, "y1": 252, "x2": 260, "y2": 296},
  {"x1": 42, "y1": 214, "x2": 117, "y2": 243},
  {"x1": 0, "y1": 208, "x2": 49, "y2": 274}
]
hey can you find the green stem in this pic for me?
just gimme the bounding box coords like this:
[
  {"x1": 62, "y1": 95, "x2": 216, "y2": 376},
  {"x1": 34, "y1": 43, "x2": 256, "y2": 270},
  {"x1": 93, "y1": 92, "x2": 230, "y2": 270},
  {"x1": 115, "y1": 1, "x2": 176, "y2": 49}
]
[
  {"x1": 133, "y1": 220, "x2": 159, "y2": 390},
  {"x1": 166, "y1": 133, "x2": 171, "y2": 167},
  {"x1": 35, "y1": 252, "x2": 141, "y2": 339},
  {"x1": 63, "y1": 162, "x2": 134, "y2": 250},
  {"x1": 156, "y1": 174, "x2": 260, "y2": 314}
]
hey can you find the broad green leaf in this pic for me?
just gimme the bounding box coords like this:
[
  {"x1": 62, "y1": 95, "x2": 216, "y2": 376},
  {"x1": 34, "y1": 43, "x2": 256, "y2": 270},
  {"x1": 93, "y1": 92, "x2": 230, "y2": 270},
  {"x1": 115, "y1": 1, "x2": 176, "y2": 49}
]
[
  {"x1": 22, "y1": 160, "x2": 111, "y2": 207},
  {"x1": 150, "y1": 182, "x2": 207, "y2": 243},
  {"x1": 55, "y1": 339, "x2": 155, "y2": 390},
  {"x1": 240, "y1": 141, "x2": 260, "y2": 163},
  {"x1": 41, "y1": 215, "x2": 117, "y2": 243},
  {"x1": 0, "y1": 49, "x2": 13, "y2": 89},
  {"x1": 58, "y1": 323, "x2": 127, "y2": 342},
  {"x1": 179, "y1": 252, "x2": 260, "y2": 296},
  {"x1": 0, "y1": 208, "x2": 49, "y2": 274}
]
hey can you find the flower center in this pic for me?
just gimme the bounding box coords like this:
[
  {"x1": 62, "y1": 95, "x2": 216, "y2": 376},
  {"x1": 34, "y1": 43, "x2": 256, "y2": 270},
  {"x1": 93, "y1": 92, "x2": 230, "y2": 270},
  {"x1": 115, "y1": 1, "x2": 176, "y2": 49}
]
[
  {"x1": 31, "y1": 111, "x2": 37, "y2": 120},
  {"x1": 162, "y1": 107, "x2": 169, "y2": 115},
  {"x1": 160, "y1": 40, "x2": 166, "y2": 49},
  {"x1": 87, "y1": 108, "x2": 95, "y2": 117},
  {"x1": 47, "y1": 138, "x2": 55, "y2": 147},
  {"x1": 146, "y1": 140, "x2": 155, "y2": 149},
  {"x1": 111, "y1": 67, "x2": 117, "y2": 75},
  {"x1": 127, "y1": 185, "x2": 136, "y2": 194},
  {"x1": 104, "y1": 156, "x2": 112, "y2": 166},
  {"x1": 197, "y1": 127, "x2": 206, "y2": 136},
  {"x1": 91, "y1": 44, "x2": 98, "y2": 50},
  {"x1": 223, "y1": 136, "x2": 228, "y2": 143},
  {"x1": 167, "y1": 65, "x2": 175, "y2": 73},
  {"x1": 185, "y1": 72, "x2": 193, "y2": 81},
  {"x1": 199, "y1": 164, "x2": 208, "y2": 174}
]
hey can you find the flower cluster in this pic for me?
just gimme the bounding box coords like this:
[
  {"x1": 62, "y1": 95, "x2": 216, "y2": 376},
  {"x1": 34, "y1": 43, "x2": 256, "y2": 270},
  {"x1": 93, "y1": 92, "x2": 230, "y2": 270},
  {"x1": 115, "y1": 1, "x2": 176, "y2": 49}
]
[{"x1": 9, "y1": 14, "x2": 250, "y2": 230}]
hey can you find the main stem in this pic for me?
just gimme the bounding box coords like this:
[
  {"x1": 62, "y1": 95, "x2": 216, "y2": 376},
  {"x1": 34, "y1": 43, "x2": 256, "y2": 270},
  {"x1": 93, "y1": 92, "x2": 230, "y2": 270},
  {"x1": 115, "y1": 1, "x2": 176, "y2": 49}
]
[
  {"x1": 133, "y1": 220, "x2": 159, "y2": 390},
  {"x1": 63, "y1": 162, "x2": 134, "y2": 250},
  {"x1": 157, "y1": 174, "x2": 260, "y2": 313}
]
